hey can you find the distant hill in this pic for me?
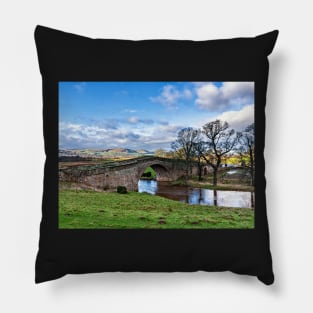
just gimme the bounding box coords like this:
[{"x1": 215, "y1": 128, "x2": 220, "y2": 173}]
[
  {"x1": 103, "y1": 148, "x2": 153, "y2": 155},
  {"x1": 104, "y1": 148, "x2": 137, "y2": 154},
  {"x1": 59, "y1": 148, "x2": 154, "y2": 159},
  {"x1": 136, "y1": 149, "x2": 151, "y2": 154}
]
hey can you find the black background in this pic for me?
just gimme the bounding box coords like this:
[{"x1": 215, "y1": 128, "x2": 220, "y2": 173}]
[{"x1": 35, "y1": 25, "x2": 278, "y2": 285}]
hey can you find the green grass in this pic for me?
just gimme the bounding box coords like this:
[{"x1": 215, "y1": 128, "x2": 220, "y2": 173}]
[
  {"x1": 171, "y1": 170, "x2": 254, "y2": 192},
  {"x1": 59, "y1": 189, "x2": 254, "y2": 229},
  {"x1": 170, "y1": 179, "x2": 253, "y2": 192}
]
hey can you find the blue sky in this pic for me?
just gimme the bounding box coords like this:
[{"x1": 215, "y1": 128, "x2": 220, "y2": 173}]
[{"x1": 59, "y1": 81, "x2": 254, "y2": 151}]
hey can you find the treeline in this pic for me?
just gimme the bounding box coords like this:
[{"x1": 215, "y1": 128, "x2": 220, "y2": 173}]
[{"x1": 170, "y1": 120, "x2": 255, "y2": 186}]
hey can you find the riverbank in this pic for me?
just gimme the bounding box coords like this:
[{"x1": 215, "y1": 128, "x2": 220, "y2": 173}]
[
  {"x1": 171, "y1": 179, "x2": 254, "y2": 192},
  {"x1": 59, "y1": 189, "x2": 254, "y2": 229}
]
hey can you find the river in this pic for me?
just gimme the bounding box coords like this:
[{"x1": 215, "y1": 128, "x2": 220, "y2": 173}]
[{"x1": 138, "y1": 179, "x2": 254, "y2": 209}]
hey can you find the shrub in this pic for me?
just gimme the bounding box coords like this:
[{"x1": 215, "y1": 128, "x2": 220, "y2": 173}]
[
  {"x1": 142, "y1": 172, "x2": 151, "y2": 178},
  {"x1": 117, "y1": 186, "x2": 127, "y2": 194}
]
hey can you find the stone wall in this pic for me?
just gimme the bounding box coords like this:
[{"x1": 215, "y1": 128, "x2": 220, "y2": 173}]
[{"x1": 59, "y1": 157, "x2": 194, "y2": 191}]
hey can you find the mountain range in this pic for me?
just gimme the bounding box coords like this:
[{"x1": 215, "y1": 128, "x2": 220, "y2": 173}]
[{"x1": 59, "y1": 148, "x2": 154, "y2": 158}]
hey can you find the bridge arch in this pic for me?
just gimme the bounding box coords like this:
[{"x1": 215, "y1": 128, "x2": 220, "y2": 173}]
[
  {"x1": 59, "y1": 156, "x2": 197, "y2": 191},
  {"x1": 138, "y1": 162, "x2": 172, "y2": 182}
]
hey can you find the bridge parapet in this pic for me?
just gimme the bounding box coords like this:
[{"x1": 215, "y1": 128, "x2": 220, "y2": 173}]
[{"x1": 59, "y1": 156, "x2": 197, "y2": 191}]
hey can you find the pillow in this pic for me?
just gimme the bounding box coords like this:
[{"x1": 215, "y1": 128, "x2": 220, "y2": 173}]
[{"x1": 34, "y1": 25, "x2": 278, "y2": 285}]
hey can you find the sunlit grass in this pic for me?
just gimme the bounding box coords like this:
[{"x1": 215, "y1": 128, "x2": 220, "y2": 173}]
[{"x1": 59, "y1": 190, "x2": 254, "y2": 229}]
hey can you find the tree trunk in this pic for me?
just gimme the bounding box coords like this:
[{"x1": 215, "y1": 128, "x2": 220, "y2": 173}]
[
  {"x1": 249, "y1": 147, "x2": 254, "y2": 186},
  {"x1": 197, "y1": 162, "x2": 202, "y2": 181},
  {"x1": 213, "y1": 189, "x2": 217, "y2": 206},
  {"x1": 212, "y1": 159, "x2": 221, "y2": 186},
  {"x1": 250, "y1": 167, "x2": 254, "y2": 186},
  {"x1": 184, "y1": 160, "x2": 190, "y2": 182},
  {"x1": 185, "y1": 169, "x2": 189, "y2": 182},
  {"x1": 213, "y1": 168, "x2": 218, "y2": 186}
]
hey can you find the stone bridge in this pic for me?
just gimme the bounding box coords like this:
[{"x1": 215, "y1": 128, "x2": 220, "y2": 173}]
[{"x1": 59, "y1": 156, "x2": 198, "y2": 191}]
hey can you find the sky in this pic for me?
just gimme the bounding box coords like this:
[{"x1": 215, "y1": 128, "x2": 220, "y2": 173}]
[{"x1": 59, "y1": 81, "x2": 254, "y2": 151}]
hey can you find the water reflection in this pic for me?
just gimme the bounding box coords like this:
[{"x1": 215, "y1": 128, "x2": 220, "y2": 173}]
[{"x1": 138, "y1": 179, "x2": 254, "y2": 208}]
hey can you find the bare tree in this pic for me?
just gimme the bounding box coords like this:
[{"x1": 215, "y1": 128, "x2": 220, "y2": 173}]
[
  {"x1": 237, "y1": 123, "x2": 255, "y2": 186},
  {"x1": 192, "y1": 129, "x2": 206, "y2": 181},
  {"x1": 172, "y1": 127, "x2": 198, "y2": 180},
  {"x1": 201, "y1": 120, "x2": 240, "y2": 186}
]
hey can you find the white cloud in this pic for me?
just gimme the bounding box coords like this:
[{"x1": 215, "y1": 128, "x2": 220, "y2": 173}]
[
  {"x1": 73, "y1": 82, "x2": 86, "y2": 92},
  {"x1": 195, "y1": 82, "x2": 254, "y2": 111},
  {"x1": 150, "y1": 85, "x2": 192, "y2": 108},
  {"x1": 128, "y1": 116, "x2": 139, "y2": 124},
  {"x1": 59, "y1": 120, "x2": 184, "y2": 151},
  {"x1": 212, "y1": 104, "x2": 254, "y2": 131},
  {"x1": 183, "y1": 89, "x2": 192, "y2": 99},
  {"x1": 59, "y1": 122, "x2": 142, "y2": 149},
  {"x1": 195, "y1": 83, "x2": 220, "y2": 110},
  {"x1": 123, "y1": 109, "x2": 137, "y2": 113}
]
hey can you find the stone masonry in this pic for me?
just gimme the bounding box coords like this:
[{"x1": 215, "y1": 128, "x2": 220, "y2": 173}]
[{"x1": 59, "y1": 156, "x2": 198, "y2": 191}]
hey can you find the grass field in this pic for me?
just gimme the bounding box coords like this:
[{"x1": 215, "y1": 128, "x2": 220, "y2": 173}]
[{"x1": 59, "y1": 189, "x2": 254, "y2": 229}]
